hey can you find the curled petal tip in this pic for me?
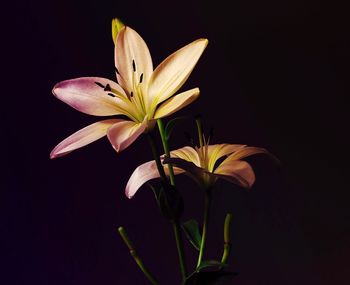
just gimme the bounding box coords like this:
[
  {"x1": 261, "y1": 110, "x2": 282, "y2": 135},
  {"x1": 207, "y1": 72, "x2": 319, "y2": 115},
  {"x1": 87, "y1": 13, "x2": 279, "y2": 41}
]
[
  {"x1": 49, "y1": 147, "x2": 62, "y2": 159},
  {"x1": 200, "y1": 38, "x2": 209, "y2": 45},
  {"x1": 126, "y1": 192, "x2": 133, "y2": 199},
  {"x1": 51, "y1": 83, "x2": 59, "y2": 96}
]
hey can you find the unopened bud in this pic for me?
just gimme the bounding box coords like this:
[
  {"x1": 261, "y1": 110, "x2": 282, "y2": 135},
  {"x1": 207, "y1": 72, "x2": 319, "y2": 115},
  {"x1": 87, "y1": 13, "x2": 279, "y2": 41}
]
[{"x1": 112, "y1": 18, "x2": 125, "y2": 44}]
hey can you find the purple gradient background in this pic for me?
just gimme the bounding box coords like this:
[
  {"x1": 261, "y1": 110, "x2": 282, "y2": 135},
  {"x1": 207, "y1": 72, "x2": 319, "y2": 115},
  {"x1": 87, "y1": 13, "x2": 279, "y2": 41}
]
[{"x1": 3, "y1": 0, "x2": 349, "y2": 284}]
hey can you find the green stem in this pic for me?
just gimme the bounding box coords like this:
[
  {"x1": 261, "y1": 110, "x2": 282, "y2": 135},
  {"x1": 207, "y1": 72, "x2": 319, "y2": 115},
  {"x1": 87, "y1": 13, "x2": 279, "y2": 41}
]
[
  {"x1": 172, "y1": 221, "x2": 188, "y2": 281},
  {"x1": 147, "y1": 132, "x2": 167, "y2": 183},
  {"x1": 197, "y1": 190, "x2": 211, "y2": 267},
  {"x1": 220, "y1": 213, "x2": 233, "y2": 266},
  {"x1": 157, "y1": 119, "x2": 176, "y2": 186},
  {"x1": 147, "y1": 130, "x2": 187, "y2": 282},
  {"x1": 118, "y1": 227, "x2": 158, "y2": 285}
]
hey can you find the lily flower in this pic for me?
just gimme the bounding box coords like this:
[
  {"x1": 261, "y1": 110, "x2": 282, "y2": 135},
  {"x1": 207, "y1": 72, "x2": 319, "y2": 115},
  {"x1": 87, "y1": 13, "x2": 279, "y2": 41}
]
[
  {"x1": 50, "y1": 26, "x2": 208, "y2": 158},
  {"x1": 125, "y1": 143, "x2": 270, "y2": 198}
]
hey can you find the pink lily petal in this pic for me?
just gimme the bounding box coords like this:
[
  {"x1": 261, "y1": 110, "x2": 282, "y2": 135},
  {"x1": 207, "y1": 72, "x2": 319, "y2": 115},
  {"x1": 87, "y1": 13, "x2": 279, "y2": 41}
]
[
  {"x1": 125, "y1": 160, "x2": 184, "y2": 199},
  {"x1": 52, "y1": 77, "x2": 130, "y2": 116},
  {"x1": 115, "y1": 27, "x2": 153, "y2": 95},
  {"x1": 154, "y1": 88, "x2": 200, "y2": 119},
  {"x1": 107, "y1": 118, "x2": 148, "y2": 153},
  {"x1": 213, "y1": 160, "x2": 255, "y2": 189},
  {"x1": 148, "y1": 38, "x2": 208, "y2": 106},
  {"x1": 50, "y1": 119, "x2": 120, "y2": 159}
]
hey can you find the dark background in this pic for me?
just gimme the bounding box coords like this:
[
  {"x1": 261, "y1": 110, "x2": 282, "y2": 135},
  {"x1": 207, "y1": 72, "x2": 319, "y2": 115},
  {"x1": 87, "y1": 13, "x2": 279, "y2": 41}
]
[{"x1": 3, "y1": 0, "x2": 349, "y2": 284}]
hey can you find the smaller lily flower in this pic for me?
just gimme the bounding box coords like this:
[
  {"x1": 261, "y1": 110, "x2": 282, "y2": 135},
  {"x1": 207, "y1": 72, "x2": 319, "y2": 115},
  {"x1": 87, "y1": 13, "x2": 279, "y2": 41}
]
[
  {"x1": 50, "y1": 25, "x2": 208, "y2": 158},
  {"x1": 125, "y1": 143, "x2": 270, "y2": 198}
]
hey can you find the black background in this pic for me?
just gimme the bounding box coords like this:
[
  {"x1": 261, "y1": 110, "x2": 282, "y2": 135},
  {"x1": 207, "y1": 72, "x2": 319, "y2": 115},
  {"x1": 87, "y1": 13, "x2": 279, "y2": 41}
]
[{"x1": 3, "y1": 0, "x2": 350, "y2": 284}]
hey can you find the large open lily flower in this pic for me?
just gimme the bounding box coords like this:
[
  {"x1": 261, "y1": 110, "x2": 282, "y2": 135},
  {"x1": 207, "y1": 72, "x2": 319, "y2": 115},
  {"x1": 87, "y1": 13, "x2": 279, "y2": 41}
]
[
  {"x1": 50, "y1": 26, "x2": 208, "y2": 158},
  {"x1": 125, "y1": 144, "x2": 270, "y2": 198}
]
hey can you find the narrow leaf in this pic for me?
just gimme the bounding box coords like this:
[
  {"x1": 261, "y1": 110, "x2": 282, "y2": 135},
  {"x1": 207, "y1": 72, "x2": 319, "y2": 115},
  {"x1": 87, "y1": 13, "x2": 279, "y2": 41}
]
[{"x1": 182, "y1": 219, "x2": 202, "y2": 251}]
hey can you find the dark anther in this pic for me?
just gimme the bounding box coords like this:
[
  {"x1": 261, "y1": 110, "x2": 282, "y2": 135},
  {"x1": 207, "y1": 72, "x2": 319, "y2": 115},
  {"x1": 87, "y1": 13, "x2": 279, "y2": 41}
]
[
  {"x1": 130, "y1": 91, "x2": 134, "y2": 97},
  {"x1": 139, "y1": 73, "x2": 144, "y2": 83},
  {"x1": 104, "y1": 84, "x2": 112, "y2": 92},
  {"x1": 132, "y1": 60, "x2": 136, "y2": 72},
  {"x1": 107, "y1": 93, "x2": 116, "y2": 98},
  {"x1": 114, "y1": 66, "x2": 120, "y2": 75},
  {"x1": 95, "y1": 82, "x2": 105, "y2": 89}
]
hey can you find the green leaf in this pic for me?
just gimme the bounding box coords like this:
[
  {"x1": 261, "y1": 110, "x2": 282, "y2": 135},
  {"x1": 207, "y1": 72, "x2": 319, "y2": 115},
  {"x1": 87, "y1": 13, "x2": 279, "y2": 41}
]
[
  {"x1": 149, "y1": 183, "x2": 183, "y2": 221},
  {"x1": 182, "y1": 219, "x2": 202, "y2": 251},
  {"x1": 165, "y1": 116, "x2": 188, "y2": 140},
  {"x1": 149, "y1": 183, "x2": 161, "y2": 202}
]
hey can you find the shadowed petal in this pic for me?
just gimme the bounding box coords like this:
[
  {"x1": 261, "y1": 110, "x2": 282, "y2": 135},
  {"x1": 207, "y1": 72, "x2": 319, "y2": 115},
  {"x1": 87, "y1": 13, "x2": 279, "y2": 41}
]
[
  {"x1": 214, "y1": 160, "x2": 255, "y2": 189},
  {"x1": 163, "y1": 156, "x2": 204, "y2": 181},
  {"x1": 125, "y1": 160, "x2": 184, "y2": 199},
  {"x1": 52, "y1": 77, "x2": 131, "y2": 116},
  {"x1": 154, "y1": 88, "x2": 200, "y2": 119},
  {"x1": 148, "y1": 38, "x2": 208, "y2": 106},
  {"x1": 50, "y1": 119, "x2": 120, "y2": 159},
  {"x1": 107, "y1": 118, "x2": 148, "y2": 153},
  {"x1": 115, "y1": 27, "x2": 153, "y2": 94}
]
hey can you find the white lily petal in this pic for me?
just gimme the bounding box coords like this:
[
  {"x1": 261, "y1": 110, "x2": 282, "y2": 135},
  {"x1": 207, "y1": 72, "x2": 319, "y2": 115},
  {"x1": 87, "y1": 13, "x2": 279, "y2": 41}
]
[
  {"x1": 214, "y1": 160, "x2": 255, "y2": 189},
  {"x1": 125, "y1": 160, "x2": 184, "y2": 199},
  {"x1": 115, "y1": 27, "x2": 153, "y2": 94},
  {"x1": 50, "y1": 119, "x2": 120, "y2": 159},
  {"x1": 52, "y1": 77, "x2": 130, "y2": 116},
  {"x1": 107, "y1": 118, "x2": 148, "y2": 153},
  {"x1": 154, "y1": 88, "x2": 200, "y2": 119},
  {"x1": 148, "y1": 38, "x2": 208, "y2": 106}
]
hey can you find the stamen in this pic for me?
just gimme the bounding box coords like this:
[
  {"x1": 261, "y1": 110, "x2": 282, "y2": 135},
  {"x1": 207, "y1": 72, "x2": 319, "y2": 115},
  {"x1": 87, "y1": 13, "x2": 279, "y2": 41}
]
[
  {"x1": 132, "y1": 60, "x2": 136, "y2": 72},
  {"x1": 114, "y1": 66, "x2": 120, "y2": 75},
  {"x1": 130, "y1": 91, "x2": 134, "y2": 97},
  {"x1": 139, "y1": 73, "x2": 144, "y2": 84},
  {"x1": 107, "y1": 93, "x2": 116, "y2": 98},
  {"x1": 104, "y1": 84, "x2": 112, "y2": 92},
  {"x1": 95, "y1": 82, "x2": 105, "y2": 89}
]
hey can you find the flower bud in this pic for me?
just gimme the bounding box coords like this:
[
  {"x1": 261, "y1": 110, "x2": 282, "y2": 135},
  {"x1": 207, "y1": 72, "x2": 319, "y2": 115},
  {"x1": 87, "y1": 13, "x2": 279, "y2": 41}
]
[{"x1": 111, "y1": 18, "x2": 125, "y2": 44}]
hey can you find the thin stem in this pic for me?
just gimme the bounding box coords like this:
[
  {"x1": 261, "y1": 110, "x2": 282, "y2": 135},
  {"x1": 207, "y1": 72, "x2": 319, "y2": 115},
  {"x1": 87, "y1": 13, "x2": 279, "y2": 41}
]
[
  {"x1": 147, "y1": 132, "x2": 167, "y2": 182},
  {"x1": 197, "y1": 190, "x2": 211, "y2": 267},
  {"x1": 118, "y1": 227, "x2": 158, "y2": 285},
  {"x1": 220, "y1": 213, "x2": 233, "y2": 266},
  {"x1": 172, "y1": 221, "x2": 188, "y2": 281},
  {"x1": 157, "y1": 119, "x2": 176, "y2": 186}
]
